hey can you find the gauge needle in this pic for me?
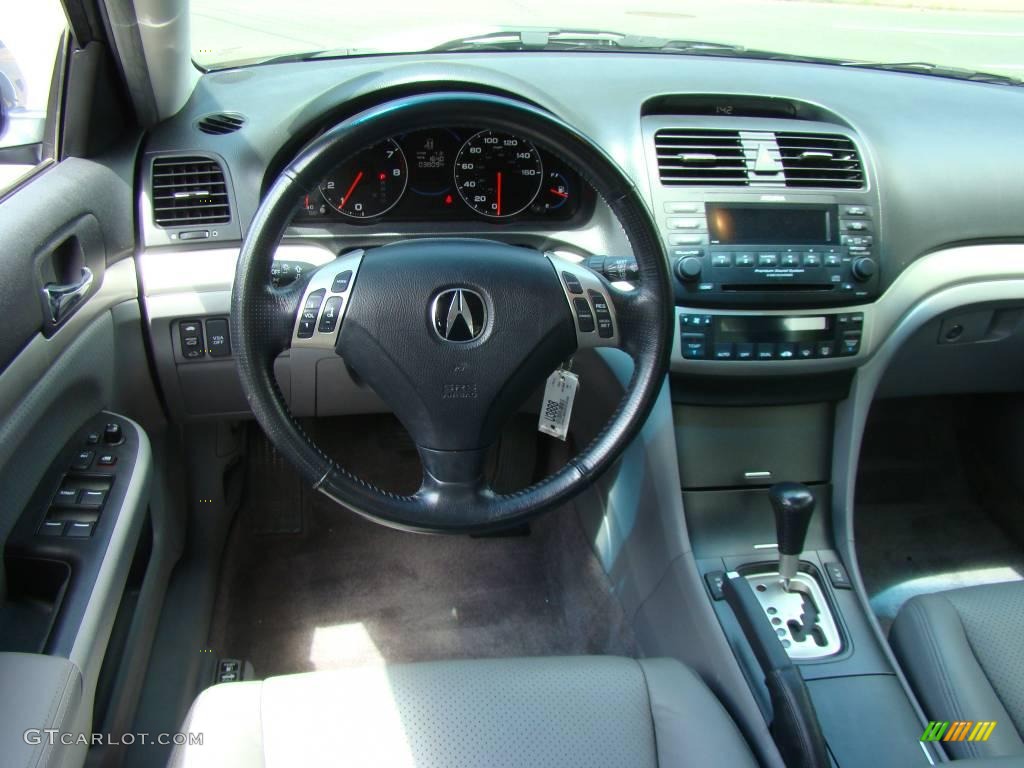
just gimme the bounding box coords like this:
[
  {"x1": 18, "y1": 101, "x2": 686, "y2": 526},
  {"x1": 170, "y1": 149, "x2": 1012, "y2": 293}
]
[
  {"x1": 549, "y1": 188, "x2": 569, "y2": 198},
  {"x1": 339, "y1": 170, "x2": 364, "y2": 209},
  {"x1": 496, "y1": 171, "x2": 502, "y2": 216}
]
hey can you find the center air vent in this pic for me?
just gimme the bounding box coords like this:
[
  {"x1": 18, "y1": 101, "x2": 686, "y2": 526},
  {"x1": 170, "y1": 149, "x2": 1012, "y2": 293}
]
[
  {"x1": 655, "y1": 128, "x2": 864, "y2": 189},
  {"x1": 197, "y1": 112, "x2": 246, "y2": 135},
  {"x1": 151, "y1": 156, "x2": 231, "y2": 227},
  {"x1": 775, "y1": 132, "x2": 864, "y2": 188},
  {"x1": 655, "y1": 129, "x2": 747, "y2": 186}
]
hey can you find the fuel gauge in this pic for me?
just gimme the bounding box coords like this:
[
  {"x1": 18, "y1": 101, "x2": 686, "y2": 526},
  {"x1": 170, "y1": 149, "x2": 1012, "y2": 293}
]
[{"x1": 542, "y1": 171, "x2": 572, "y2": 211}]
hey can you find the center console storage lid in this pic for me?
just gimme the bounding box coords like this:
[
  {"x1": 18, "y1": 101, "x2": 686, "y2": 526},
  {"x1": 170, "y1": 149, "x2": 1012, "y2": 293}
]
[{"x1": 0, "y1": 652, "x2": 82, "y2": 768}]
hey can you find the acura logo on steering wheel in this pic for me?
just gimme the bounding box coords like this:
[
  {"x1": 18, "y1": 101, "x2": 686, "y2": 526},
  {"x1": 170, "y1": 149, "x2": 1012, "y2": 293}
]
[{"x1": 432, "y1": 288, "x2": 486, "y2": 343}]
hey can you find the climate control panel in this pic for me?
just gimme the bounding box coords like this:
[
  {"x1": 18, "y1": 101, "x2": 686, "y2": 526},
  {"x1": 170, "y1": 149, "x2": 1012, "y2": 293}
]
[{"x1": 678, "y1": 311, "x2": 864, "y2": 361}]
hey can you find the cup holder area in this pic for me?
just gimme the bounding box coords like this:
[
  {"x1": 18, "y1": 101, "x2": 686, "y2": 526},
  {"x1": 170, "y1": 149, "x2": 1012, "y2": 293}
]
[{"x1": 0, "y1": 557, "x2": 71, "y2": 653}]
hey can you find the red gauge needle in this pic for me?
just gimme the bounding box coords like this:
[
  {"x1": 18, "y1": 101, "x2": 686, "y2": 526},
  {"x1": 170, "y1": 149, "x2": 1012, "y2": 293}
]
[
  {"x1": 548, "y1": 188, "x2": 569, "y2": 199},
  {"x1": 496, "y1": 171, "x2": 503, "y2": 216},
  {"x1": 339, "y1": 170, "x2": 364, "y2": 209}
]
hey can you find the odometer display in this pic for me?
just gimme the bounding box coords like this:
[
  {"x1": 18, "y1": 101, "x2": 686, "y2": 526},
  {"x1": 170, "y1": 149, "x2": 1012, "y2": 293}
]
[
  {"x1": 454, "y1": 131, "x2": 543, "y2": 218},
  {"x1": 319, "y1": 139, "x2": 407, "y2": 218}
]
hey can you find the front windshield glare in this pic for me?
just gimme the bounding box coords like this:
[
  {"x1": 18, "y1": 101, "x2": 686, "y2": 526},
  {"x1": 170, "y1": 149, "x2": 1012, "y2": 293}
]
[{"x1": 191, "y1": 0, "x2": 1024, "y2": 82}]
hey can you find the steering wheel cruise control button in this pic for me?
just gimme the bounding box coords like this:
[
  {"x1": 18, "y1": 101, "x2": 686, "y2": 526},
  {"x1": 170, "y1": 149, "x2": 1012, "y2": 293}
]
[
  {"x1": 587, "y1": 290, "x2": 614, "y2": 338},
  {"x1": 318, "y1": 297, "x2": 344, "y2": 333},
  {"x1": 573, "y1": 298, "x2": 595, "y2": 332},
  {"x1": 298, "y1": 290, "x2": 326, "y2": 338}
]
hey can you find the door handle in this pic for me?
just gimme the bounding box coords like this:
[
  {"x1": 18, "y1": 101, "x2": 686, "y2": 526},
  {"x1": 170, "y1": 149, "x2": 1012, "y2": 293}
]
[{"x1": 41, "y1": 267, "x2": 93, "y2": 326}]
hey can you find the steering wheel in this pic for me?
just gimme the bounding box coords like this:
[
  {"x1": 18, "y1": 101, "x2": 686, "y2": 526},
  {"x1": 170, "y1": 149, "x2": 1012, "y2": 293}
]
[{"x1": 232, "y1": 93, "x2": 673, "y2": 533}]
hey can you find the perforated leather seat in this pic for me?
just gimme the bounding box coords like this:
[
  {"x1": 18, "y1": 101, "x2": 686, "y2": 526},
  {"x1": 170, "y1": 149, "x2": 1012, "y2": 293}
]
[
  {"x1": 891, "y1": 582, "x2": 1024, "y2": 760},
  {"x1": 169, "y1": 656, "x2": 758, "y2": 767}
]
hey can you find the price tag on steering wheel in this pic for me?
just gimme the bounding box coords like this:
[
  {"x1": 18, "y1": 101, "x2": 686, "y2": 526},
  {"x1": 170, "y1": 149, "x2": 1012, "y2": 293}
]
[{"x1": 538, "y1": 368, "x2": 579, "y2": 441}]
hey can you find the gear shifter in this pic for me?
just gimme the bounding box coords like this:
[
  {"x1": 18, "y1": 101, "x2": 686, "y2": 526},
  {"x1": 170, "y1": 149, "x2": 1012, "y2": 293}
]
[{"x1": 769, "y1": 482, "x2": 815, "y2": 591}]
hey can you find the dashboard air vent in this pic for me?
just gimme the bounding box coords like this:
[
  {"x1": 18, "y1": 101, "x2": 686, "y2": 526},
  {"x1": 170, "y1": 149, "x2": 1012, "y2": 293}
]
[
  {"x1": 151, "y1": 156, "x2": 231, "y2": 227},
  {"x1": 654, "y1": 129, "x2": 747, "y2": 186},
  {"x1": 775, "y1": 132, "x2": 864, "y2": 189},
  {"x1": 197, "y1": 112, "x2": 246, "y2": 135}
]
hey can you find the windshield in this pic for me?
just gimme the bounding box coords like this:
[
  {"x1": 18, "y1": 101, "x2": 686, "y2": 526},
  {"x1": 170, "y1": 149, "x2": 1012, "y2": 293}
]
[{"x1": 191, "y1": 0, "x2": 1024, "y2": 82}]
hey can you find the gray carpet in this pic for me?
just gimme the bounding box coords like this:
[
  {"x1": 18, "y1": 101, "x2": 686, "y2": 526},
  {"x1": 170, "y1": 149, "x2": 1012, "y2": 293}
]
[
  {"x1": 855, "y1": 398, "x2": 1024, "y2": 633},
  {"x1": 208, "y1": 416, "x2": 636, "y2": 678}
]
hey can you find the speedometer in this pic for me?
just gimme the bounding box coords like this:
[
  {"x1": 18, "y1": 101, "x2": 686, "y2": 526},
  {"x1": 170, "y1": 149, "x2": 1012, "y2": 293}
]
[{"x1": 453, "y1": 131, "x2": 543, "y2": 218}]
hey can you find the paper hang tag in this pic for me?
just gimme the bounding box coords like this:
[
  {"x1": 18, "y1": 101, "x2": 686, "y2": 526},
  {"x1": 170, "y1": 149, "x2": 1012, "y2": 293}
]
[{"x1": 538, "y1": 368, "x2": 580, "y2": 441}]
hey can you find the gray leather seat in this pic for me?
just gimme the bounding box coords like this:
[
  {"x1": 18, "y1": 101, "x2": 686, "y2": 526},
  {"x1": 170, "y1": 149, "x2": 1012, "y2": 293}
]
[
  {"x1": 170, "y1": 656, "x2": 757, "y2": 767},
  {"x1": 891, "y1": 581, "x2": 1024, "y2": 760}
]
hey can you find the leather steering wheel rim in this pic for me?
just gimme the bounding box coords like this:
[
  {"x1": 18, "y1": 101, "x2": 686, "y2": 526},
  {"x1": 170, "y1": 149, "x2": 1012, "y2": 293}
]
[{"x1": 232, "y1": 92, "x2": 673, "y2": 533}]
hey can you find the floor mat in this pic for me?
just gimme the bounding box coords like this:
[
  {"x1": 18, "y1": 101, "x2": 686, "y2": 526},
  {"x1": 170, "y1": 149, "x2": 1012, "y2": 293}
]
[
  {"x1": 855, "y1": 397, "x2": 1024, "y2": 632},
  {"x1": 209, "y1": 417, "x2": 635, "y2": 678}
]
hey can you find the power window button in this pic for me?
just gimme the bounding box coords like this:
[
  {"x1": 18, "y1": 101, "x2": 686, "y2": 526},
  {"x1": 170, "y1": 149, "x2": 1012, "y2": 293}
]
[
  {"x1": 53, "y1": 486, "x2": 81, "y2": 507},
  {"x1": 79, "y1": 489, "x2": 108, "y2": 509},
  {"x1": 66, "y1": 521, "x2": 95, "y2": 538},
  {"x1": 39, "y1": 520, "x2": 66, "y2": 537}
]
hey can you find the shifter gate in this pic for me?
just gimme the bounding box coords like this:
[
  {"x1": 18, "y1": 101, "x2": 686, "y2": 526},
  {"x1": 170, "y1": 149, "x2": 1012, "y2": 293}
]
[{"x1": 744, "y1": 571, "x2": 842, "y2": 660}]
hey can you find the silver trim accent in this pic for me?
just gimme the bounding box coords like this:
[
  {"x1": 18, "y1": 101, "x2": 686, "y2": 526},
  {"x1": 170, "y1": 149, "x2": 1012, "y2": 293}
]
[
  {"x1": 744, "y1": 570, "x2": 842, "y2": 660},
  {"x1": 291, "y1": 250, "x2": 365, "y2": 350},
  {"x1": 743, "y1": 470, "x2": 773, "y2": 480},
  {"x1": 546, "y1": 252, "x2": 620, "y2": 349},
  {"x1": 42, "y1": 267, "x2": 94, "y2": 326},
  {"x1": 431, "y1": 288, "x2": 486, "y2": 343},
  {"x1": 753, "y1": 543, "x2": 779, "y2": 550}
]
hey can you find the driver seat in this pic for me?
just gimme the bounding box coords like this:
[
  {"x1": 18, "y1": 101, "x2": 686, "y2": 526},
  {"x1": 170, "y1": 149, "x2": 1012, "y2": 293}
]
[{"x1": 169, "y1": 656, "x2": 758, "y2": 767}]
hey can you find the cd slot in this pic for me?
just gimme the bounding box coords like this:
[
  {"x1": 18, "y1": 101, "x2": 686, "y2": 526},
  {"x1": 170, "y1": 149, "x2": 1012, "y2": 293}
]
[{"x1": 721, "y1": 284, "x2": 835, "y2": 292}]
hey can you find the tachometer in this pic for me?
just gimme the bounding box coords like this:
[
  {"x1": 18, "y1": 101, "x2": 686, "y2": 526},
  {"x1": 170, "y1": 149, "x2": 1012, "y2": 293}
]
[
  {"x1": 319, "y1": 139, "x2": 407, "y2": 218},
  {"x1": 454, "y1": 131, "x2": 543, "y2": 218}
]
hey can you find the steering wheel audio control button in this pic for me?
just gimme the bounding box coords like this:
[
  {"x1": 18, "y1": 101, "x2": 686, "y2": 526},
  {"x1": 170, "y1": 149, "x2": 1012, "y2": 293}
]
[
  {"x1": 298, "y1": 290, "x2": 326, "y2": 338},
  {"x1": 573, "y1": 298, "x2": 595, "y2": 332},
  {"x1": 318, "y1": 297, "x2": 344, "y2": 333},
  {"x1": 331, "y1": 271, "x2": 353, "y2": 293}
]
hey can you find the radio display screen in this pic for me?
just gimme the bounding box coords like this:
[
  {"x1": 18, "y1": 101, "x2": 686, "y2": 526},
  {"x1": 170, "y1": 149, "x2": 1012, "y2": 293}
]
[{"x1": 707, "y1": 204, "x2": 837, "y2": 245}]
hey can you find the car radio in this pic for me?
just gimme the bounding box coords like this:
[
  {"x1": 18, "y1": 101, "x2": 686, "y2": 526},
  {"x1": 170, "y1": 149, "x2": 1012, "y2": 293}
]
[{"x1": 663, "y1": 200, "x2": 879, "y2": 306}]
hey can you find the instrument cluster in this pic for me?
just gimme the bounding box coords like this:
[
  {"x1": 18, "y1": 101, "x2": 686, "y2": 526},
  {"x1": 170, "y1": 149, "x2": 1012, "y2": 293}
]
[{"x1": 293, "y1": 128, "x2": 588, "y2": 225}]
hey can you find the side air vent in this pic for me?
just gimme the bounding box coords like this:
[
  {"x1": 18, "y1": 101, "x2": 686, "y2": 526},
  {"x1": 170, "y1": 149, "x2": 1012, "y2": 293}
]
[
  {"x1": 197, "y1": 112, "x2": 246, "y2": 135},
  {"x1": 654, "y1": 129, "x2": 747, "y2": 186},
  {"x1": 151, "y1": 156, "x2": 231, "y2": 227},
  {"x1": 775, "y1": 132, "x2": 864, "y2": 189}
]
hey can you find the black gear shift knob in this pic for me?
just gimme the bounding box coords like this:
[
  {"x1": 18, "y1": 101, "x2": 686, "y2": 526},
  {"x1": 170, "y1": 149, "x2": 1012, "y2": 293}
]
[
  {"x1": 769, "y1": 482, "x2": 815, "y2": 588},
  {"x1": 770, "y1": 482, "x2": 816, "y2": 555}
]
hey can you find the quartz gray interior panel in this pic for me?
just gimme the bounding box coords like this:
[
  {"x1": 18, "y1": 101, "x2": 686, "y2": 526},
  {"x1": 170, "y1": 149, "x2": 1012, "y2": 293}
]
[{"x1": 674, "y1": 403, "x2": 832, "y2": 489}]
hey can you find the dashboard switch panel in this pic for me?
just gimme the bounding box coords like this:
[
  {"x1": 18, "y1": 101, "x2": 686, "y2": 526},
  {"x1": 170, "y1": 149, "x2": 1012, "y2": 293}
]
[{"x1": 179, "y1": 319, "x2": 205, "y2": 359}]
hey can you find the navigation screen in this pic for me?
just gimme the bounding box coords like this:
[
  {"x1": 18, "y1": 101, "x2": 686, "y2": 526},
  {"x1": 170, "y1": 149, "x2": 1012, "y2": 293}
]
[{"x1": 707, "y1": 204, "x2": 836, "y2": 245}]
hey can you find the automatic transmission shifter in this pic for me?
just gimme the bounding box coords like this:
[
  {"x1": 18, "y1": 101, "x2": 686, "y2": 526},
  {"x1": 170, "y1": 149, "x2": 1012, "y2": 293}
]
[{"x1": 769, "y1": 482, "x2": 816, "y2": 591}]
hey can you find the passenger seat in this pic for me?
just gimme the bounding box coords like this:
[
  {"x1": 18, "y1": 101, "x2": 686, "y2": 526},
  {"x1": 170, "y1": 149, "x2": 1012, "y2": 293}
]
[{"x1": 891, "y1": 581, "x2": 1024, "y2": 759}]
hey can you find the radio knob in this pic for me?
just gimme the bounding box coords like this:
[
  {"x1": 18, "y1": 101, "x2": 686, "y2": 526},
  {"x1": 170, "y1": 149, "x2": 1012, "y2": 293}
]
[
  {"x1": 851, "y1": 256, "x2": 877, "y2": 281},
  {"x1": 675, "y1": 256, "x2": 703, "y2": 283}
]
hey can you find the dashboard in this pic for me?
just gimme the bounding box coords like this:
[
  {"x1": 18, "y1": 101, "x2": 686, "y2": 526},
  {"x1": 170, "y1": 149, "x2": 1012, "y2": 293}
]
[
  {"x1": 135, "y1": 50, "x2": 1024, "y2": 420},
  {"x1": 292, "y1": 128, "x2": 588, "y2": 225}
]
